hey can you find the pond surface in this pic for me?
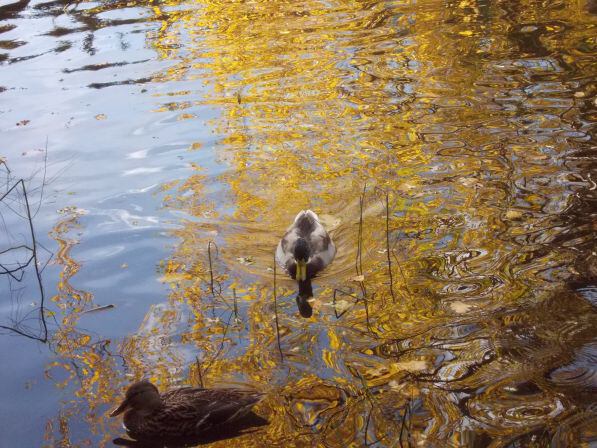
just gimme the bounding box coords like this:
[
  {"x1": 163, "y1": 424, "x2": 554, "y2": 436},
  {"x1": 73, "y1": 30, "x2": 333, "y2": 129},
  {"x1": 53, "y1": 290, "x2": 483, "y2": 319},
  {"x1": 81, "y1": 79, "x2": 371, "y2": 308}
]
[{"x1": 1, "y1": 0, "x2": 596, "y2": 446}]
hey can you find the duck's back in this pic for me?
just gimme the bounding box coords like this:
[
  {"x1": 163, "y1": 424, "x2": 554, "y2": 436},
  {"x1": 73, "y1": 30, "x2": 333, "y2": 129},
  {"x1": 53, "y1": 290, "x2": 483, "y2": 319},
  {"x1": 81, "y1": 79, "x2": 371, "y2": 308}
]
[
  {"x1": 292, "y1": 210, "x2": 320, "y2": 237},
  {"x1": 125, "y1": 387, "x2": 263, "y2": 439}
]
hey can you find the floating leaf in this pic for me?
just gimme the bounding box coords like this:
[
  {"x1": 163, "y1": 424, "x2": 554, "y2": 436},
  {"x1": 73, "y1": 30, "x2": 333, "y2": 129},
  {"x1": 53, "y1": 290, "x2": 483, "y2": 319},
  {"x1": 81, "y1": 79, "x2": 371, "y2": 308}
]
[
  {"x1": 450, "y1": 301, "x2": 473, "y2": 314},
  {"x1": 334, "y1": 299, "x2": 352, "y2": 314},
  {"x1": 505, "y1": 210, "x2": 523, "y2": 220},
  {"x1": 392, "y1": 360, "x2": 429, "y2": 373},
  {"x1": 319, "y1": 214, "x2": 340, "y2": 229}
]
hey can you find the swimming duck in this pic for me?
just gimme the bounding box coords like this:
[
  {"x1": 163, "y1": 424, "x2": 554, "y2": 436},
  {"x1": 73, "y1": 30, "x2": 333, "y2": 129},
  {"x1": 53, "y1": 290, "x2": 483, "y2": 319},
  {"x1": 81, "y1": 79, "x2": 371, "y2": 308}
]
[
  {"x1": 110, "y1": 380, "x2": 264, "y2": 440},
  {"x1": 276, "y1": 210, "x2": 336, "y2": 310}
]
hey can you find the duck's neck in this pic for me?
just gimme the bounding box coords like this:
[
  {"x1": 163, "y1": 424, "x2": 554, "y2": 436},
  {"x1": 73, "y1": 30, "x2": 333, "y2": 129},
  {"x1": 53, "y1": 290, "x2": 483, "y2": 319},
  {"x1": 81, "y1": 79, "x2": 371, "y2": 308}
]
[{"x1": 298, "y1": 279, "x2": 312, "y2": 297}]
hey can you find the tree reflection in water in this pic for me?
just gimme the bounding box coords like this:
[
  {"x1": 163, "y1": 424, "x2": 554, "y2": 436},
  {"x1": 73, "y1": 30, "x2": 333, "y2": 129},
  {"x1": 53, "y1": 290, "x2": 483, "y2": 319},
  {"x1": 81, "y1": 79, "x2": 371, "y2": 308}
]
[{"x1": 0, "y1": 0, "x2": 590, "y2": 446}]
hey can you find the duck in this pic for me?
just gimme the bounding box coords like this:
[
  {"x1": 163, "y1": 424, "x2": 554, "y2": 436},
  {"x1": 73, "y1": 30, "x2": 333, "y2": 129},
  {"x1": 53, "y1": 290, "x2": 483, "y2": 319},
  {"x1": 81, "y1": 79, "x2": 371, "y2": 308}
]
[
  {"x1": 110, "y1": 380, "x2": 264, "y2": 440},
  {"x1": 275, "y1": 210, "x2": 336, "y2": 314}
]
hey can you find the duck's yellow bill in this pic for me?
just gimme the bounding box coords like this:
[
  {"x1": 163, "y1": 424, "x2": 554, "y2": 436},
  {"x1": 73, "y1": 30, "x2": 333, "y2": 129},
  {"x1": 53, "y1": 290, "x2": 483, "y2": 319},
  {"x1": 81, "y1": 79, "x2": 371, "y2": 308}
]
[{"x1": 296, "y1": 260, "x2": 307, "y2": 281}]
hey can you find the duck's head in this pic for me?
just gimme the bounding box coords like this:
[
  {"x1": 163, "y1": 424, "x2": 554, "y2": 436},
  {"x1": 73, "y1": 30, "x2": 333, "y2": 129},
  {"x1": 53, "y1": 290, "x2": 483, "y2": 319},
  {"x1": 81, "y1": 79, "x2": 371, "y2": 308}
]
[
  {"x1": 293, "y1": 238, "x2": 310, "y2": 281},
  {"x1": 110, "y1": 380, "x2": 163, "y2": 417}
]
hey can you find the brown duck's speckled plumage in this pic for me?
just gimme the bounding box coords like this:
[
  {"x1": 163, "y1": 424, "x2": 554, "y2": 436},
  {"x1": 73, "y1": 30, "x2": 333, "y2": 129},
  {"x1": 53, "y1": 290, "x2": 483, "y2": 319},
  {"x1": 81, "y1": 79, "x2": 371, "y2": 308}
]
[{"x1": 111, "y1": 381, "x2": 264, "y2": 440}]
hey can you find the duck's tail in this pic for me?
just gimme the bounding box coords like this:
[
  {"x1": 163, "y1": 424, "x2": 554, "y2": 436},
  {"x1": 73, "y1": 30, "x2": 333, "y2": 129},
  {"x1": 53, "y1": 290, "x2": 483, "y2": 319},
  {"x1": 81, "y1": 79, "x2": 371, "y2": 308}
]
[{"x1": 293, "y1": 209, "x2": 319, "y2": 223}]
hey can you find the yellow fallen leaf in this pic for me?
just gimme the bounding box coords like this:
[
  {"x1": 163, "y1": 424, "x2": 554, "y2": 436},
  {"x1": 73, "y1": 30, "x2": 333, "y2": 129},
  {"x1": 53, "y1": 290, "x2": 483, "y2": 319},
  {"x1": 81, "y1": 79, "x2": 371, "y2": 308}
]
[
  {"x1": 505, "y1": 210, "x2": 523, "y2": 220},
  {"x1": 458, "y1": 30, "x2": 473, "y2": 37},
  {"x1": 450, "y1": 301, "x2": 473, "y2": 313},
  {"x1": 460, "y1": 177, "x2": 481, "y2": 188},
  {"x1": 392, "y1": 360, "x2": 429, "y2": 372},
  {"x1": 334, "y1": 299, "x2": 352, "y2": 314},
  {"x1": 319, "y1": 214, "x2": 341, "y2": 229}
]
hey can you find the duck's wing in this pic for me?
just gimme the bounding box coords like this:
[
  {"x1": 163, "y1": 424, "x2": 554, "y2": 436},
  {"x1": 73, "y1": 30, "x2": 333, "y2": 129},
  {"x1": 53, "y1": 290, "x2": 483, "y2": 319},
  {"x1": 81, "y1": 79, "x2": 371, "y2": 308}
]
[
  {"x1": 292, "y1": 210, "x2": 320, "y2": 238},
  {"x1": 192, "y1": 389, "x2": 264, "y2": 430},
  {"x1": 162, "y1": 386, "x2": 204, "y2": 399},
  {"x1": 276, "y1": 226, "x2": 300, "y2": 273},
  {"x1": 157, "y1": 388, "x2": 263, "y2": 434},
  {"x1": 307, "y1": 220, "x2": 336, "y2": 273}
]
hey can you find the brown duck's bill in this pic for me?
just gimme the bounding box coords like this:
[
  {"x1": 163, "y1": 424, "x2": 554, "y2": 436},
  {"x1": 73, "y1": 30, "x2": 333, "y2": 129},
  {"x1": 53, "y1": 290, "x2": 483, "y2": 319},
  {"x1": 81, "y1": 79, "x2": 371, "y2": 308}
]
[{"x1": 110, "y1": 399, "x2": 130, "y2": 417}]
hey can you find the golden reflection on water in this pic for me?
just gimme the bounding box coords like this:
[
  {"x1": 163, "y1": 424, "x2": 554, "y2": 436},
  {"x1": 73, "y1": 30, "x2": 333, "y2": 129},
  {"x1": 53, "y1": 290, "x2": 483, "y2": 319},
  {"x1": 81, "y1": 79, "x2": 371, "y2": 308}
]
[{"x1": 41, "y1": 0, "x2": 596, "y2": 446}]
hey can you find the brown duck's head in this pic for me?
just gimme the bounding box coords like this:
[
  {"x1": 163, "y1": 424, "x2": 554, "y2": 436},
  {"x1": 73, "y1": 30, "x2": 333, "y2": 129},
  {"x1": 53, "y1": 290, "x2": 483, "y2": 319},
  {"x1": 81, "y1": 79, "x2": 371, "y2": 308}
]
[{"x1": 110, "y1": 380, "x2": 163, "y2": 417}]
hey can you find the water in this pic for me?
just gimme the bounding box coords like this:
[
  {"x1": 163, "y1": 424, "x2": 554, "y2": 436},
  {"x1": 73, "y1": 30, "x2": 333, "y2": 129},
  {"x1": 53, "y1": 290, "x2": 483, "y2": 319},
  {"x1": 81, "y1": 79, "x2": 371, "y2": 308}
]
[{"x1": 1, "y1": 0, "x2": 596, "y2": 446}]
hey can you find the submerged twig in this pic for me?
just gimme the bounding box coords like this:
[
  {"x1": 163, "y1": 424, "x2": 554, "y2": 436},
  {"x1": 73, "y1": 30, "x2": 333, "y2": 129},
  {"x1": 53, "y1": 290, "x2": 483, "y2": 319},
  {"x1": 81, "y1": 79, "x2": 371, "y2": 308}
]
[
  {"x1": 364, "y1": 407, "x2": 372, "y2": 446},
  {"x1": 195, "y1": 356, "x2": 204, "y2": 388},
  {"x1": 363, "y1": 292, "x2": 374, "y2": 335},
  {"x1": 202, "y1": 242, "x2": 234, "y2": 313},
  {"x1": 397, "y1": 401, "x2": 411, "y2": 448},
  {"x1": 355, "y1": 185, "x2": 367, "y2": 300},
  {"x1": 0, "y1": 178, "x2": 48, "y2": 342},
  {"x1": 356, "y1": 185, "x2": 366, "y2": 277},
  {"x1": 80, "y1": 304, "x2": 115, "y2": 314},
  {"x1": 32, "y1": 137, "x2": 48, "y2": 219},
  {"x1": 392, "y1": 250, "x2": 411, "y2": 296},
  {"x1": 207, "y1": 241, "x2": 218, "y2": 297},
  {"x1": 332, "y1": 287, "x2": 359, "y2": 319},
  {"x1": 273, "y1": 252, "x2": 283, "y2": 361},
  {"x1": 385, "y1": 190, "x2": 396, "y2": 303},
  {"x1": 0, "y1": 245, "x2": 35, "y2": 280},
  {"x1": 202, "y1": 311, "x2": 233, "y2": 378},
  {"x1": 356, "y1": 369, "x2": 393, "y2": 446}
]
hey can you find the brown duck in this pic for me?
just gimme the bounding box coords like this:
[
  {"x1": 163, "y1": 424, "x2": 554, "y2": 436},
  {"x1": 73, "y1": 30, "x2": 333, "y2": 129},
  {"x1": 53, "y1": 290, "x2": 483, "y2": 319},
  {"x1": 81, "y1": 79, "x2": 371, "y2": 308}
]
[{"x1": 110, "y1": 380, "x2": 264, "y2": 439}]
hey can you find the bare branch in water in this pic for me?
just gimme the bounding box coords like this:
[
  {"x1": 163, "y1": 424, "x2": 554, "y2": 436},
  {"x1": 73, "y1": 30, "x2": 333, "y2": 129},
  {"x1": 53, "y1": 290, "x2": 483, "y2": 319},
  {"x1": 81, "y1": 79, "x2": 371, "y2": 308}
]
[
  {"x1": 0, "y1": 175, "x2": 49, "y2": 342},
  {"x1": 201, "y1": 242, "x2": 235, "y2": 314},
  {"x1": 80, "y1": 304, "x2": 115, "y2": 314},
  {"x1": 332, "y1": 287, "x2": 359, "y2": 319},
  {"x1": 397, "y1": 400, "x2": 411, "y2": 448},
  {"x1": 355, "y1": 184, "x2": 368, "y2": 300},
  {"x1": 363, "y1": 292, "x2": 374, "y2": 336},
  {"x1": 195, "y1": 356, "x2": 204, "y2": 388},
  {"x1": 202, "y1": 311, "x2": 233, "y2": 380},
  {"x1": 392, "y1": 250, "x2": 411, "y2": 297},
  {"x1": 207, "y1": 240, "x2": 219, "y2": 297},
  {"x1": 32, "y1": 137, "x2": 49, "y2": 219},
  {"x1": 273, "y1": 251, "x2": 283, "y2": 361},
  {"x1": 356, "y1": 184, "x2": 366, "y2": 276},
  {"x1": 385, "y1": 190, "x2": 396, "y2": 303}
]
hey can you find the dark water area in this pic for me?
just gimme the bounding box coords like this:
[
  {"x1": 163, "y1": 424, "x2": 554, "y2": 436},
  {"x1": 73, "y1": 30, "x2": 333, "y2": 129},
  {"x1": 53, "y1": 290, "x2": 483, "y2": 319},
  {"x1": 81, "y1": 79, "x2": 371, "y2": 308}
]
[{"x1": 0, "y1": 0, "x2": 596, "y2": 446}]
